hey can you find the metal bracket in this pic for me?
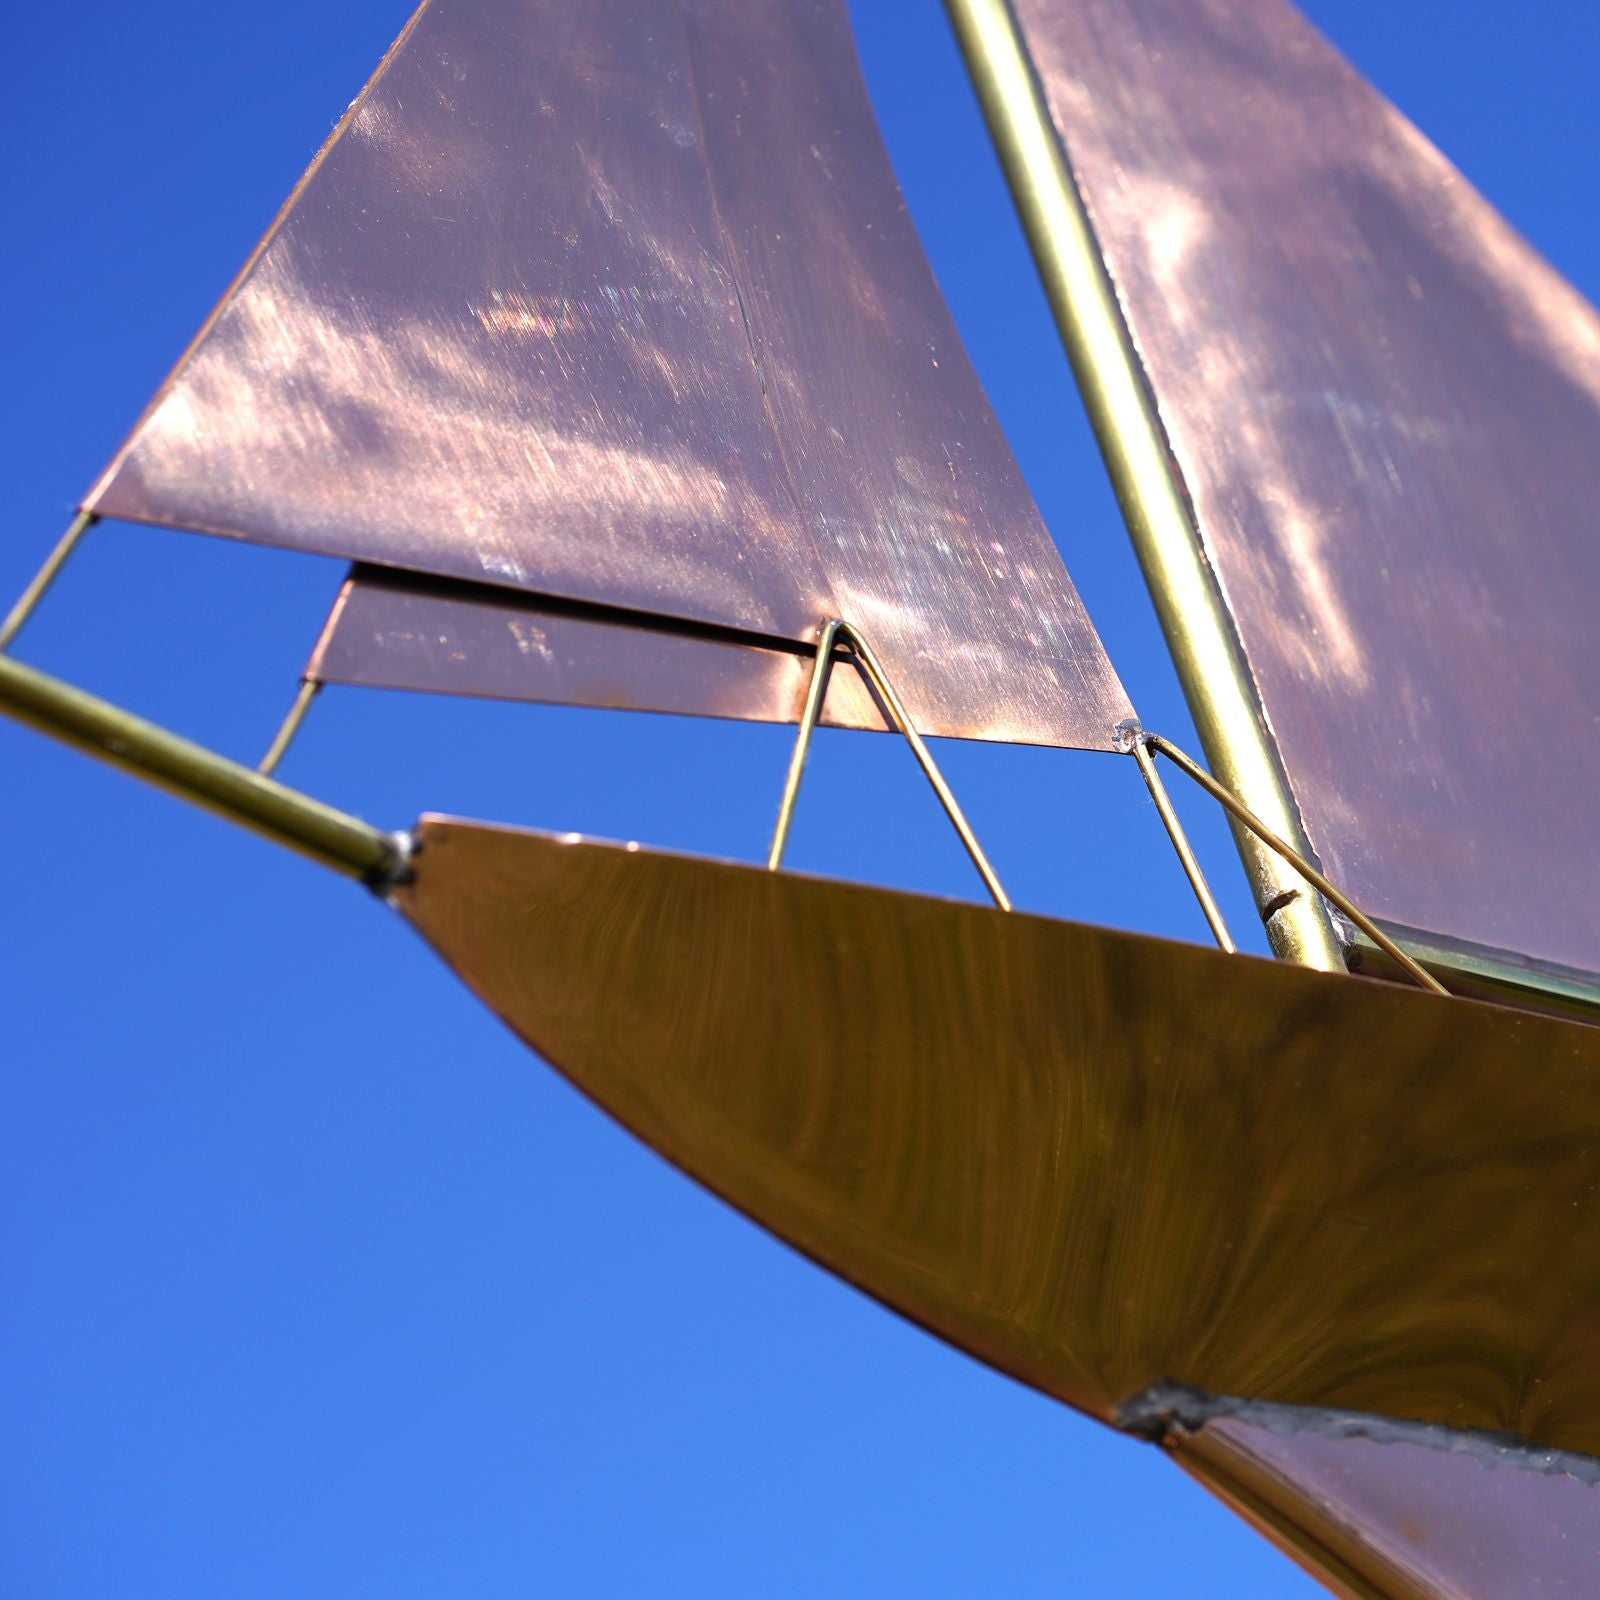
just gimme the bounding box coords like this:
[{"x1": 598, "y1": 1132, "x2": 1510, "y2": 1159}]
[
  {"x1": 1141, "y1": 731, "x2": 1446, "y2": 994},
  {"x1": 766, "y1": 619, "x2": 1011, "y2": 911},
  {"x1": 1116, "y1": 718, "x2": 1235, "y2": 952}
]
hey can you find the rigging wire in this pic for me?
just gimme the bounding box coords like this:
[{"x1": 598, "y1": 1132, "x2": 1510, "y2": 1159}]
[
  {"x1": 767, "y1": 619, "x2": 1011, "y2": 912},
  {"x1": 1143, "y1": 731, "x2": 1447, "y2": 994}
]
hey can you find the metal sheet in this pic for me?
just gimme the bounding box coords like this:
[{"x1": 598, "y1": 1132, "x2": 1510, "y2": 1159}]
[
  {"x1": 1007, "y1": 0, "x2": 1600, "y2": 970},
  {"x1": 311, "y1": 567, "x2": 888, "y2": 731},
  {"x1": 1175, "y1": 1412, "x2": 1600, "y2": 1600},
  {"x1": 83, "y1": 0, "x2": 1128, "y2": 751},
  {"x1": 395, "y1": 819, "x2": 1600, "y2": 1456}
]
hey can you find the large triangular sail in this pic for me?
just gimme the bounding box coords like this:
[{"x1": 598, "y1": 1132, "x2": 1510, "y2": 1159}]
[
  {"x1": 83, "y1": 0, "x2": 1129, "y2": 750},
  {"x1": 997, "y1": 0, "x2": 1600, "y2": 982}
]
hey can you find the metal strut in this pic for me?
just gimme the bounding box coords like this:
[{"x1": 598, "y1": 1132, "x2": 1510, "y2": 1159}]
[
  {"x1": 0, "y1": 653, "x2": 402, "y2": 886},
  {"x1": 1118, "y1": 720, "x2": 1235, "y2": 953},
  {"x1": 1141, "y1": 731, "x2": 1447, "y2": 995},
  {"x1": 257, "y1": 677, "x2": 322, "y2": 776},
  {"x1": 0, "y1": 510, "x2": 98, "y2": 652},
  {"x1": 767, "y1": 620, "x2": 1012, "y2": 911}
]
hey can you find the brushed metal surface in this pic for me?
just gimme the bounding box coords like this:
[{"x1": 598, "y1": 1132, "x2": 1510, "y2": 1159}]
[
  {"x1": 395, "y1": 819, "x2": 1600, "y2": 1456},
  {"x1": 84, "y1": 0, "x2": 1128, "y2": 750},
  {"x1": 310, "y1": 567, "x2": 889, "y2": 732},
  {"x1": 1176, "y1": 1415, "x2": 1600, "y2": 1600},
  {"x1": 1008, "y1": 0, "x2": 1600, "y2": 969}
]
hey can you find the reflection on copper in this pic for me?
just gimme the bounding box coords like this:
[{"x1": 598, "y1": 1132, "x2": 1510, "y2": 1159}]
[
  {"x1": 1010, "y1": 0, "x2": 1600, "y2": 971},
  {"x1": 83, "y1": 0, "x2": 1129, "y2": 751},
  {"x1": 311, "y1": 568, "x2": 888, "y2": 732},
  {"x1": 1172, "y1": 1407, "x2": 1600, "y2": 1599},
  {"x1": 396, "y1": 820, "x2": 1600, "y2": 1456}
]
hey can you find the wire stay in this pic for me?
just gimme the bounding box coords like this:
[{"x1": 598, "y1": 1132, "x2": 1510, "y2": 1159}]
[
  {"x1": 1142, "y1": 731, "x2": 1446, "y2": 994},
  {"x1": 767, "y1": 619, "x2": 1011, "y2": 911},
  {"x1": 0, "y1": 511, "x2": 98, "y2": 653}
]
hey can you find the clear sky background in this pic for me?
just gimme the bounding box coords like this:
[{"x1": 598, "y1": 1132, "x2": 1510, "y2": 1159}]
[{"x1": 4, "y1": 2, "x2": 1596, "y2": 1594}]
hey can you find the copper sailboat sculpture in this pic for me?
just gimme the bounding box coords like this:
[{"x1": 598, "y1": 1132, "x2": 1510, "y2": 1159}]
[{"x1": 8, "y1": 0, "x2": 1600, "y2": 1593}]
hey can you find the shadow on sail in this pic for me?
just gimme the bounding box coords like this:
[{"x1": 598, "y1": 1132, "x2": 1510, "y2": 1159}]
[
  {"x1": 81, "y1": 0, "x2": 1129, "y2": 752},
  {"x1": 1001, "y1": 0, "x2": 1600, "y2": 986}
]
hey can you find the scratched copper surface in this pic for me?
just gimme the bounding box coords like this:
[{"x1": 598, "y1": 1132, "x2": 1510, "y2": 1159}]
[
  {"x1": 311, "y1": 567, "x2": 888, "y2": 731},
  {"x1": 396, "y1": 820, "x2": 1600, "y2": 1455},
  {"x1": 1011, "y1": 0, "x2": 1600, "y2": 968},
  {"x1": 1176, "y1": 1416, "x2": 1600, "y2": 1599},
  {"x1": 83, "y1": 0, "x2": 1128, "y2": 750}
]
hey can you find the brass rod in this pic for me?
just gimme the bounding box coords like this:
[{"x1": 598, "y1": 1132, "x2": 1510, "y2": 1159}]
[
  {"x1": 1129, "y1": 734, "x2": 1235, "y2": 953},
  {"x1": 1345, "y1": 923, "x2": 1600, "y2": 1022},
  {"x1": 0, "y1": 511, "x2": 98, "y2": 652},
  {"x1": 1146, "y1": 733, "x2": 1446, "y2": 995},
  {"x1": 0, "y1": 654, "x2": 401, "y2": 885},
  {"x1": 768, "y1": 619, "x2": 842, "y2": 871},
  {"x1": 257, "y1": 676, "x2": 322, "y2": 777},
  {"x1": 943, "y1": 0, "x2": 1343, "y2": 972},
  {"x1": 843, "y1": 624, "x2": 1012, "y2": 912}
]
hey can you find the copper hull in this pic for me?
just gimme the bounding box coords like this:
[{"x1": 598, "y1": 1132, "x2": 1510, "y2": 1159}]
[
  {"x1": 393, "y1": 818, "x2": 1600, "y2": 1596},
  {"x1": 395, "y1": 817, "x2": 1600, "y2": 1456}
]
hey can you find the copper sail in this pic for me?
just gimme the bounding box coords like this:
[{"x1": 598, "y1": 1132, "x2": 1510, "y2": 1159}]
[
  {"x1": 308, "y1": 567, "x2": 891, "y2": 733},
  {"x1": 1001, "y1": 0, "x2": 1600, "y2": 969},
  {"x1": 1165, "y1": 1400, "x2": 1600, "y2": 1599},
  {"x1": 84, "y1": 0, "x2": 1129, "y2": 749}
]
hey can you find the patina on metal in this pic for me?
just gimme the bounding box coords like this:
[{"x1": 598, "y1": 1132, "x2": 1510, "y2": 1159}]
[
  {"x1": 81, "y1": 0, "x2": 1130, "y2": 752},
  {"x1": 395, "y1": 820, "x2": 1600, "y2": 1457},
  {"x1": 984, "y1": 0, "x2": 1600, "y2": 989},
  {"x1": 1349, "y1": 922, "x2": 1600, "y2": 1028}
]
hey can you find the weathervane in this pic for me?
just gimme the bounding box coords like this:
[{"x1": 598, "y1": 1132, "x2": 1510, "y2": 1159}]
[{"x1": 8, "y1": 0, "x2": 1600, "y2": 1592}]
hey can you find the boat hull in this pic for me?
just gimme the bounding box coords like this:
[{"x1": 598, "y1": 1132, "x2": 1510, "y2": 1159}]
[{"x1": 394, "y1": 816, "x2": 1600, "y2": 1458}]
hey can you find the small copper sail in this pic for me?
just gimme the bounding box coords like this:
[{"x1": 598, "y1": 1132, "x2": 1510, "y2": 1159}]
[
  {"x1": 394, "y1": 819, "x2": 1600, "y2": 1458},
  {"x1": 1001, "y1": 0, "x2": 1600, "y2": 971},
  {"x1": 1160, "y1": 1399, "x2": 1600, "y2": 1599},
  {"x1": 84, "y1": 0, "x2": 1129, "y2": 750},
  {"x1": 308, "y1": 567, "x2": 890, "y2": 733}
]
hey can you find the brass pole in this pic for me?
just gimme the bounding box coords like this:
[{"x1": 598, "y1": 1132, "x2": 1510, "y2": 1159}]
[
  {"x1": 943, "y1": 0, "x2": 1343, "y2": 972},
  {"x1": 0, "y1": 511, "x2": 98, "y2": 652},
  {"x1": 768, "y1": 620, "x2": 842, "y2": 870},
  {"x1": 1128, "y1": 733, "x2": 1235, "y2": 953},
  {"x1": 1146, "y1": 733, "x2": 1445, "y2": 995},
  {"x1": 0, "y1": 654, "x2": 402, "y2": 886},
  {"x1": 257, "y1": 677, "x2": 322, "y2": 777}
]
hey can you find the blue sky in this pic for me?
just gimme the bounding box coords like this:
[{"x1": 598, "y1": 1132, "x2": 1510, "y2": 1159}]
[{"x1": 4, "y1": 2, "x2": 1596, "y2": 1594}]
